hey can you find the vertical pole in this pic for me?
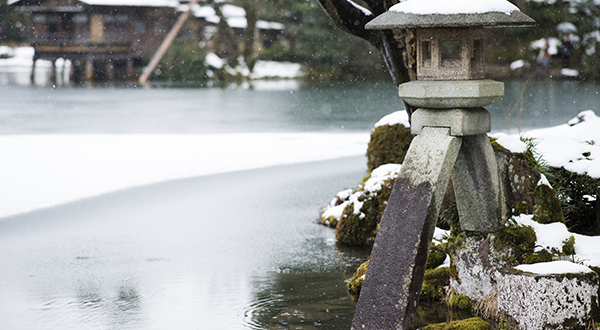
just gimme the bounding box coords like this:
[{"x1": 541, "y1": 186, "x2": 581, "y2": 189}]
[
  {"x1": 352, "y1": 127, "x2": 461, "y2": 330},
  {"x1": 86, "y1": 59, "x2": 94, "y2": 85},
  {"x1": 138, "y1": 0, "x2": 200, "y2": 84},
  {"x1": 126, "y1": 58, "x2": 135, "y2": 82},
  {"x1": 50, "y1": 58, "x2": 57, "y2": 86},
  {"x1": 30, "y1": 57, "x2": 37, "y2": 85},
  {"x1": 106, "y1": 60, "x2": 115, "y2": 83}
]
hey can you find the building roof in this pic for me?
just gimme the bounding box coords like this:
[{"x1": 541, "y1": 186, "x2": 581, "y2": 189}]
[{"x1": 8, "y1": 0, "x2": 179, "y2": 7}]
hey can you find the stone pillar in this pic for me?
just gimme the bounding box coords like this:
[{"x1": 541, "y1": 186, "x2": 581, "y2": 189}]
[{"x1": 352, "y1": 126, "x2": 462, "y2": 330}]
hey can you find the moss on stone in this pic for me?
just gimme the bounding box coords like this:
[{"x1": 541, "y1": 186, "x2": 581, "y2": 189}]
[
  {"x1": 448, "y1": 293, "x2": 474, "y2": 311},
  {"x1": 347, "y1": 260, "x2": 369, "y2": 304},
  {"x1": 533, "y1": 183, "x2": 565, "y2": 224},
  {"x1": 427, "y1": 244, "x2": 447, "y2": 270},
  {"x1": 421, "y1": 267, "x2": 450, "y2": 302},
  {"x1": 335, "y1": 203, "x2": 377, "y2": 245},
  {"x1": 366, "y1": 123, "x2": 413, "y2": 172},
  {"x1": 562, "y1": 235, "x2": 576, "y2": 256},
  {"x1": 347, "y1": 250, "x2": 449, "y2": 304},
  {"x1": 492, "y1": 219, "x2": 537, "y2": 267},
  {"x1": 421, "y1": 317, "x2": 491, "y2": 330},
  {"x1": 335, "y1": 176, "x2": 397, "y2": 245}
]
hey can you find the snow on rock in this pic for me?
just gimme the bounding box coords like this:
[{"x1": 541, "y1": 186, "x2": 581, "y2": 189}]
[
  {"x1": 514, "y1": 214, "x2": 600, "y2": 267},
  {"x1": 363, "y1": 164, "x2": 401, "y2": 193},
  {"x1": 537, "y1": 173, "x2": 552, "y2": 189},
  {"x1": 489, "y1": 132, "x2": 527, "y2": 153},
  {"x1": 374, "y1": 110, "x2": 410, "y2": 128},
  {"x1": 321, "y1": 163, "x2": 401, "y2": 222},
  {"x1": 515, "y1": 260, "x2": 593, "y2": 275},
  {"x1": 522, "y1": 110, "x2": 600, "y2": 178},
  {"x1": 390, "y1": 0, "x2": 520, "y2": 15}
]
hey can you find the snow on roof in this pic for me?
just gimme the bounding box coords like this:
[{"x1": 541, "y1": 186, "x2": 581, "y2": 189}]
[
  {"x1": 522, "y1": 110, "x2": 600, "y2": 178},
  {"x1": 9, "y1": 0, "x2": 179, "y2": 7},
  {"x1": 80, "y1": 0, "x2": 179, "y2": 6},
  {"x1": 389, "y1": 0, "x2": 520, "y2": 15}
]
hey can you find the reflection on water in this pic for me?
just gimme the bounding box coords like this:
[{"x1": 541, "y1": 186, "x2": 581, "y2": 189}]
[{"x1": 489, "y1": 80, "x2": 599, "y2": 133}]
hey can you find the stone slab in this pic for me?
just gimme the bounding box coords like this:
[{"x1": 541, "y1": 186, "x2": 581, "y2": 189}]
[
  {"x1": 352, "y1": 127, "x2": 461, "y2": 330},
  {"x1": 453, "y1": 134, "x2": 506, "y2": 231},
  {"x1": 399, "y1": 80, "x2": 504, "y2": 109},
  {"x1": 411, "y1": 108, "x2": 491, "y2": 136}
]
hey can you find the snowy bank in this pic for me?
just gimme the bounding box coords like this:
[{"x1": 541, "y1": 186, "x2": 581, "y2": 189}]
[
  {"x1": 0, "y1": 133, "x2": 369, "y2": 219},
  {"x1": 523, "y1": 110, "x2": 600, "y2": 178}
]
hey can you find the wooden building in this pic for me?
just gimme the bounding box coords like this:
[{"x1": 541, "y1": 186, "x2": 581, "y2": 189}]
[{"x1": 10, "y1": 0, "x2": 180, "y2": 84}]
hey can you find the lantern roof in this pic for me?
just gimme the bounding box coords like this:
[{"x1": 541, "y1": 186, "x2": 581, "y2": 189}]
[{"x1": 365, "y1": 0, "x2": 535, "y2": 29}]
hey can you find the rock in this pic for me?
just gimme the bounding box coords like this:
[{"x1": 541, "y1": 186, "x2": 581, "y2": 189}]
[
  {"x1": 497, "y1": 271, "x2": 600, "y2": 329},
  {"x1": 449, "y1": 231, "x2": 600, "y2": 330}
]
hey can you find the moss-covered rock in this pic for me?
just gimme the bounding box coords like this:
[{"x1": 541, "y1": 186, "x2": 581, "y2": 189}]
[
  {"x1": 421, "y1": 317, "x2": 492, "y2": 330},
  {"x1": 427, "y1": 244, "x2": 447, "y2": 270},
  {"x1": 333, "y1": 166, "x2": 399, "y2": 245},
  {"x1": 448, "y1": 293, "x2": 475, "y2": 311},
  {"x1": 533, "y1": 181, "x2": 565, "y2": 224},
  {"x1": 492, "y1": 219, "x2": 537, "y2": 267},
  {"x1": 347, "y1": 259, "x2": 368, "y2": 304},
  {"x1": 421, "y1": 267, "x2": 450, "y2": 302},
  {"x1": 335, "y1": 202, "x2": 378, "y2": 245},
  {"x1": 366, "y1": 123, "x2": 413, "y2": 172},
  {"x1": 347, "y1": 251, "x2": 449, "y2": 304}
]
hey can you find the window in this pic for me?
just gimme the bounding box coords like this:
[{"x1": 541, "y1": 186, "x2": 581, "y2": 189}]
[
  {"x1": 135, "y1": 21, "x2": 146, "y2": 34},
  {"x1": 441, "y1": 40, "x2": 461, "y2": 59}
]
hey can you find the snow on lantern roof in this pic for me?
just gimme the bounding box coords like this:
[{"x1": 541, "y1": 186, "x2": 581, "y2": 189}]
[{"x1": 365, "y1": 0, "x2": 535, "y2": 29}]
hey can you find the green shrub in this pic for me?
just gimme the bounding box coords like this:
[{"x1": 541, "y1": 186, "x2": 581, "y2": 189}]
[{"x1": 366, "y1": 124, "x2": 413, "y2": 172}]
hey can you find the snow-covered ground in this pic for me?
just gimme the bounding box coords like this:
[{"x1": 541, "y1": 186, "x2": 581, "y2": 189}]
[{"x1": 0, "y1": 133, "x2": 369, "y2": 219}]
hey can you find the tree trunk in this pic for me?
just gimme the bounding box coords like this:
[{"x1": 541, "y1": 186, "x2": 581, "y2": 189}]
[{"x1": 316, "y1": 0, "x2": 418, "y2": 117}]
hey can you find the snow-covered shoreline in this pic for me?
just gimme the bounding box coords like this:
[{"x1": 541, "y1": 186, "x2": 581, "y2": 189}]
[{"x1": 0, "y1": 133, "x2": 369, "y2": 219}]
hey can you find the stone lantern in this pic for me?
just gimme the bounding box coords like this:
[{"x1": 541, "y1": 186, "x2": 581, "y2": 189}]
[{"x1": 350, "y1": 2, "x2": 535, "y2": 330}]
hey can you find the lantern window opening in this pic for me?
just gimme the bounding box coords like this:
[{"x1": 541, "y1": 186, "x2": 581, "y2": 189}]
[{"x1": 421, "y1": 38, "x2": 432, "y2": 67}]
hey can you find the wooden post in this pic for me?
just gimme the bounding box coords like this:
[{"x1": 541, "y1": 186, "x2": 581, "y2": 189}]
[
  {"x1": 138, "y1": 0, "x2": 200, "y2": 84},
  {"x1": 50, "y1": 58, "x2": 57, "y2": 86},
  {"x1": 86, "y1": 59, "x2": 94, "y2": 85},
  {"x1": 30, "y1": 57, "x2": 37, "y2": 85},
  {"x1": 107, "y1": 60, "x2": 115, "y2": 82}
]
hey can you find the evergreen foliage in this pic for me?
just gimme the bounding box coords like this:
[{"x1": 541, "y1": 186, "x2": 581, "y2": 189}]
[
  {"x1": 0, "y1": 0, "x2": 30, "y2": 43},
  {"x1": 154, "y1": 40, "x2": 208, "y2": 85}
]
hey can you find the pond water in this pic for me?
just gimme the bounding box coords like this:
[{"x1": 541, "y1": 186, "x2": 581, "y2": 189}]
[{"x1": 0, "y1": 77, "x2": 598, "y2": 330}]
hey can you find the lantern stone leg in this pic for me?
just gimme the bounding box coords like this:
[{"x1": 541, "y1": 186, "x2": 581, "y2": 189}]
[{"x1": 352, "y1": 125, "x2": 461, "y2": 330}]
